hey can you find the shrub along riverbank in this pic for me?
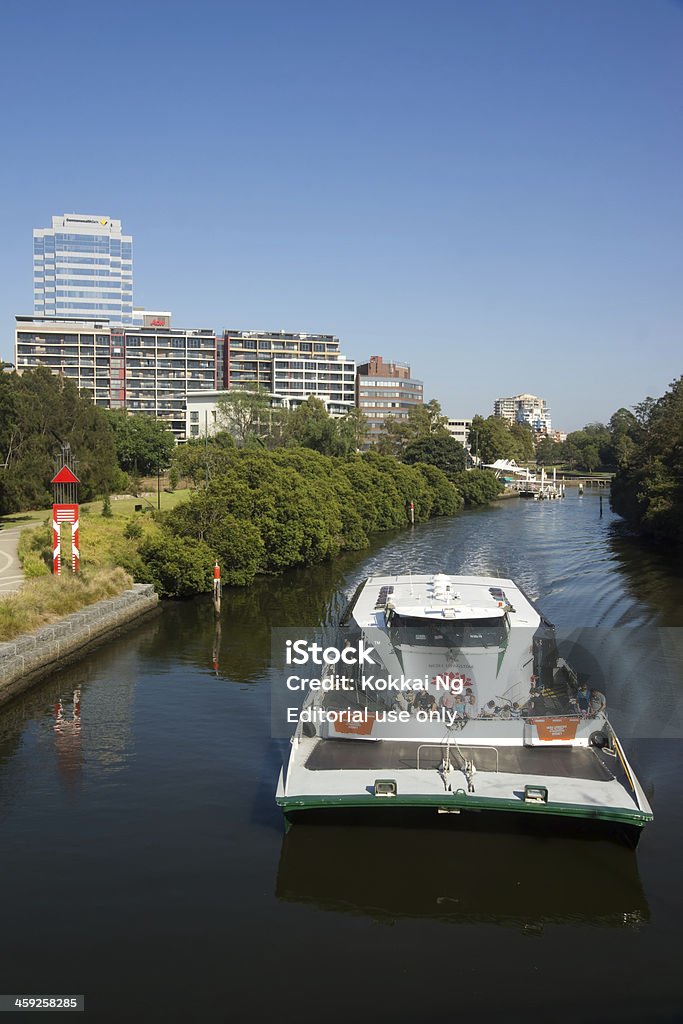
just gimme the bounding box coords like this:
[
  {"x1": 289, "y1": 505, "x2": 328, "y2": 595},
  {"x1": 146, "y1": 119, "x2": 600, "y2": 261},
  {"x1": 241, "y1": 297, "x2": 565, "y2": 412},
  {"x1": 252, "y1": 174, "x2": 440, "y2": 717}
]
[{"x1": 16, "y1": 449, "x2": 504, "y2": 599}]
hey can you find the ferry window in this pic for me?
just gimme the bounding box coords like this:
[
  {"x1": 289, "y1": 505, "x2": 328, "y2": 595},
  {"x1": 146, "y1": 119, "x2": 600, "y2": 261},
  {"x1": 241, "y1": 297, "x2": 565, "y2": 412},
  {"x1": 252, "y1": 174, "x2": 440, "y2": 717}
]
[{"x1": 389, "y1": 614, "x2": 507, "y2": 648}]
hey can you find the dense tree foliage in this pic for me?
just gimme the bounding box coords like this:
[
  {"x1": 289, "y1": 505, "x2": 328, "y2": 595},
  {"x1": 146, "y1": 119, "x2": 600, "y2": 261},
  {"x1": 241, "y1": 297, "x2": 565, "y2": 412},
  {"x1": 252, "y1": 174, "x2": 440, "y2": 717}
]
[
  {"x1": 611, "y1": 377, "x2": 683, "y2": 544},
  {"x1": 0, "y1": 368, "x2": 120, "y2": 513},
  {"x1": 468, "y1": 415, "x2": 534, "y2": 465},
  {"x1": 509, "y1": 422, "x2": 535, "y2": 461},
  {"x1": 215, "y1": 387, "x2": 285, "y2": 446},
  {"x1": 539, "y1": 414, "x2": 642, "y2": 472},
  {"x1": 376, "y1": 400, "x2": 449, "y2": 456},
  {"x1": 608, "y1": 408, "x2": 641, "y2": 468},
  {"x1": 170, "y1": 433, "x2": 236, "y2": 486},
  {"x1": 451, "y1": 469, "x2": 505, "y2": 506},
  {"x1": 148, "y1": 447, "x2": 463, "y2": 590},
  {"x1": 561, "y1": 423, "x2": 612, "y2": 471},
  {"x1": 214, "y1": 391, "x2": 367, "y2": 456},
  {"x1": 104, "y1": 410, "x2": 176, "y2": 474},
  {"x1": 282, "y1": 397, "x2": 364, "y2": 455},
  {"x1": 135, "y1": 533, "x2": 216, "y2": 598},
  {"x1": 535, "y1": 436, "x2": 562, "y2": 465},
  {"x1": 403, "y1": 434, "x2": 468, "y2": 476}
]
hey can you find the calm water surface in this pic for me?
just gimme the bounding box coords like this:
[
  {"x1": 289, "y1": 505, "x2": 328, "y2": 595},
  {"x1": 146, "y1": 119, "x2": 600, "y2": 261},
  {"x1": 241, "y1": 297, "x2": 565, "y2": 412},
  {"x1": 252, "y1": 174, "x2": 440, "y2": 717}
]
[{"x1": 1, "y1": 493, "x2": 682, "y2": 1023}]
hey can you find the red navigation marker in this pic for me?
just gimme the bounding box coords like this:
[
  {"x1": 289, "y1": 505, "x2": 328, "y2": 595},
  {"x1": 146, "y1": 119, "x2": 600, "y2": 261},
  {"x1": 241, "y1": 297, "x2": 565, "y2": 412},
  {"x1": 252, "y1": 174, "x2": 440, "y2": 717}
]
[{"x1": 51, "y1": 465, "x2": 80, "y2": 485}]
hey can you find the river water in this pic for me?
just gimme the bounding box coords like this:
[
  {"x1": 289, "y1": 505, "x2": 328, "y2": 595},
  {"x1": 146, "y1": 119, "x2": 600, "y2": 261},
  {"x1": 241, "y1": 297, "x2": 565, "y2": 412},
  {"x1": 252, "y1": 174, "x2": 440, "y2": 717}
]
[{"x1": 1, "y1": 492, "x2": 682, "y2": 1023}]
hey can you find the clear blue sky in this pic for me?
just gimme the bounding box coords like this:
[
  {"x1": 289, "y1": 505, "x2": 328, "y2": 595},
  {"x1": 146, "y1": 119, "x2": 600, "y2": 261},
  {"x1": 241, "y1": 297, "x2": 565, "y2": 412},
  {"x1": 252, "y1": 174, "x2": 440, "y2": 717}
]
[{"x1": 1, "y1": 0, "x2": 681, "y2": 431}]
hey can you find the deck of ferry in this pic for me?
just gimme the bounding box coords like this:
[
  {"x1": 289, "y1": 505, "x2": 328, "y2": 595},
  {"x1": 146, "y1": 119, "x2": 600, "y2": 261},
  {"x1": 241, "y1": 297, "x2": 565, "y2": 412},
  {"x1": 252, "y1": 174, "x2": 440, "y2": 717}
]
[{"x1": 305, "y1": 739, "x2": 614, "y2": 782}]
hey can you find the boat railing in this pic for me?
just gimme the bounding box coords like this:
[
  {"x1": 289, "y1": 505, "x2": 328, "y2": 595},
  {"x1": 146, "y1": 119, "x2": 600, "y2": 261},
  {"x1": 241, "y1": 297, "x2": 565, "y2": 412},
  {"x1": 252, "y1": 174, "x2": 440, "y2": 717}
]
[
  {"x1": 416, "y1": 742, "x2": 500, "y2": 773},
  {"x1": 611, "y1": 731, "x2": 641, "y2": 810}
]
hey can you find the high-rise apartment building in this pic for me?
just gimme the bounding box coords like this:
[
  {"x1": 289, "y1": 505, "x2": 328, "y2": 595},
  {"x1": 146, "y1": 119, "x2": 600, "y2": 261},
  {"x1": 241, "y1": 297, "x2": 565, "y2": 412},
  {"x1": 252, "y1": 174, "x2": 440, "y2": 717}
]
[
  {"x1": 494, "y1": 393, "x2": 551, "y2": 434},
  {"x1": 493, "y1": 396, "x2": 518, "y2": 422},
  {"x1": 356, "y1": 356, "x2": 424, "y2": 446},
  {"x1": 33, "y1": 214, "x2": 134, "y2": 325},
  {"x1": 15, "y1": 313, "x2": 218, "y2": 439},
  {"x1": 223, "y1": 329, "x2": 356, "y2": 415}
]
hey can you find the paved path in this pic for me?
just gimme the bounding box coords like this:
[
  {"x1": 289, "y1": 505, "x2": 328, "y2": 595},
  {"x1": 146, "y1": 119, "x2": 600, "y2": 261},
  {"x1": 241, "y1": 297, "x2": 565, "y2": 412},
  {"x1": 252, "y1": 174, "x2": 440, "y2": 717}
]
[{"x1": 0, "y1": 523, "x2": 34, "y2": 595}]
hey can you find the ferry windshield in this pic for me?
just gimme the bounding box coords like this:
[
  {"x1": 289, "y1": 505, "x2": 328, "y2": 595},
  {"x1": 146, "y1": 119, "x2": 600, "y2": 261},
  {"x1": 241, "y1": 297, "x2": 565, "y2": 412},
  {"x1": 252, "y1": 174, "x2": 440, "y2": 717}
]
[{"x1": 388, "y1": 613, "x2": 508, "y2": 649}]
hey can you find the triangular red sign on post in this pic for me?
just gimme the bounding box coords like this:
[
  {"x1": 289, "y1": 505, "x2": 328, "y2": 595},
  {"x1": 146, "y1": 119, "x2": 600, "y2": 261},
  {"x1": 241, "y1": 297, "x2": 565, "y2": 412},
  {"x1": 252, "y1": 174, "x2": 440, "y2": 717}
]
[{"x1": 51, "y1": 465, "x2": 80, "y2": 485}]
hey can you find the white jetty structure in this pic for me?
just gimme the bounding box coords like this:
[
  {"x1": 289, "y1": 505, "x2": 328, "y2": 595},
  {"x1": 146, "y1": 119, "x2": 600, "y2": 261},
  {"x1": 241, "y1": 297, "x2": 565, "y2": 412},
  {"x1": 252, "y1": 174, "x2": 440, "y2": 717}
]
[{"x1": 484, "y1": 461, "x2": 565, "y2": 499}]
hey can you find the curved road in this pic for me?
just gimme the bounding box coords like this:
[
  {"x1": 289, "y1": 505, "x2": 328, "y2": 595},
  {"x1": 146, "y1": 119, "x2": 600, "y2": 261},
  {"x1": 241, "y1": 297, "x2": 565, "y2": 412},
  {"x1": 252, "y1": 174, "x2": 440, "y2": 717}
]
[{"x1": 0, "y1": 524, "x2": 29, "y2": 594}]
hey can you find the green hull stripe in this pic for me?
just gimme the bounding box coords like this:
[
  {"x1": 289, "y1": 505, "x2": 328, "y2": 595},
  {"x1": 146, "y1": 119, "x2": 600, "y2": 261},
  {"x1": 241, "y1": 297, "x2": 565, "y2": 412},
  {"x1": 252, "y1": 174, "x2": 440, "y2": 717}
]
[{"x1": 276, "y1": 792, "x2": 652, "y2": 827}]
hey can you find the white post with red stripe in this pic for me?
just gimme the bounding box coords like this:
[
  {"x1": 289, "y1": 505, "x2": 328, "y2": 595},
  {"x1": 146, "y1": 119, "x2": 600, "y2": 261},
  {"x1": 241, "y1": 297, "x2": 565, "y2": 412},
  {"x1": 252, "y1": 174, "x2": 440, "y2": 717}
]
[{"x1": 213, "y1": 561, "x2": 221, "y2": 616}]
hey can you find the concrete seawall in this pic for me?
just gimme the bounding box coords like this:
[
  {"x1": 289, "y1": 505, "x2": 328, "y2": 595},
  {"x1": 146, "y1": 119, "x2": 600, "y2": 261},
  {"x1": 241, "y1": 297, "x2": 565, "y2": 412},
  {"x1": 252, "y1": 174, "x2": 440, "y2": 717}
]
[{"x1": 0, "y1": 583, "x2": 159, "y2": 708}]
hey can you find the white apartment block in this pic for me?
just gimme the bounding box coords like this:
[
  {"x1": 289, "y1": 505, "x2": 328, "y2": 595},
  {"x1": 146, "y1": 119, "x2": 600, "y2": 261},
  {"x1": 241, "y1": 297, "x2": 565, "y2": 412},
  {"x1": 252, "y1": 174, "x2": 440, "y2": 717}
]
[
  {"x1": 446, "y1": 418, "x2": 472, "y2": 448},
  {"x1": 494, "y1": 393, "x2": 551, "y2": 434}
]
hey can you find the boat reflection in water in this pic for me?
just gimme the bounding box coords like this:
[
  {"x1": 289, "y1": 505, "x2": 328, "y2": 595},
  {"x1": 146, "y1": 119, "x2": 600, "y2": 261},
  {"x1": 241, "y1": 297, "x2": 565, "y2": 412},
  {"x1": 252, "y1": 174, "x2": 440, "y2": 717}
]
[{"x1": 276, "y1": 816, "x2": 650, "y2": 930}]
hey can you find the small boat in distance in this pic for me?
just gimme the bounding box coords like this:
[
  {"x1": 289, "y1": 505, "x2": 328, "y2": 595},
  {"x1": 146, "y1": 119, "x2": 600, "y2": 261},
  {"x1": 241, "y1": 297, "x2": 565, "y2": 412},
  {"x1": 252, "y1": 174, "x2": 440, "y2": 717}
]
[{"x1": 276, "y1": 573, "x2": 653, "y2": 844}]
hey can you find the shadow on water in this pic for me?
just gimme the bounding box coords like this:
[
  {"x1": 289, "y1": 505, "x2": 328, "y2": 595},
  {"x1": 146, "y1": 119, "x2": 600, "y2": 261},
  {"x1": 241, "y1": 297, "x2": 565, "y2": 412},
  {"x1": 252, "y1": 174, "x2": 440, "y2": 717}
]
[
  {"x1": 607, "y1": 520, "x2": 683, "y2": 626},
  {"x1": 276, "y1": 815, "x2": 649, "y2": 930}
]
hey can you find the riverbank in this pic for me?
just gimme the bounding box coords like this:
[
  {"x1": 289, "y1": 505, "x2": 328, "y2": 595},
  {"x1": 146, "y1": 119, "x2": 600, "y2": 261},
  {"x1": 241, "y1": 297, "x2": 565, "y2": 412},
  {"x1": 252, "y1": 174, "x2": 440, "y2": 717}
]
[
  {"x1": 9, "y1": 456, "x2": 506, "y2": 603},
  {"x1": 0, "y1": 583, "x2": 159, "y2": 709}
]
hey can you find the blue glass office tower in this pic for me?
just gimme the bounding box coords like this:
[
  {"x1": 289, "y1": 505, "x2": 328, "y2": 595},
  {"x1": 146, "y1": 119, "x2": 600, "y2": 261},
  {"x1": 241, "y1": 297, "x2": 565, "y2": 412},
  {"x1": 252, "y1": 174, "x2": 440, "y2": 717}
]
[{"x1": 33, "y1": 214, "x2": 134, "y2": 325}]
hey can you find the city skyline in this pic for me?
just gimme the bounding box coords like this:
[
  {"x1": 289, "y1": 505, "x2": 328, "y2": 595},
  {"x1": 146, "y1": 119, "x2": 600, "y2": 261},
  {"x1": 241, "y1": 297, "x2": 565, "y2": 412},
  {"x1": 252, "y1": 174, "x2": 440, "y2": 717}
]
[{"x1": 1, "y1": 0, "x2": 681, "y2": 432}]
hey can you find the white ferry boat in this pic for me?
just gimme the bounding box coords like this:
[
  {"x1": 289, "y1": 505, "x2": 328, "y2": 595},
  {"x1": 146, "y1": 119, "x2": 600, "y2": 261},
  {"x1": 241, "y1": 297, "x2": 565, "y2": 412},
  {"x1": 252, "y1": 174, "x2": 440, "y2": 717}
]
[{"x1": 276, "y1": 573, "x2": 653, "y2": 842}]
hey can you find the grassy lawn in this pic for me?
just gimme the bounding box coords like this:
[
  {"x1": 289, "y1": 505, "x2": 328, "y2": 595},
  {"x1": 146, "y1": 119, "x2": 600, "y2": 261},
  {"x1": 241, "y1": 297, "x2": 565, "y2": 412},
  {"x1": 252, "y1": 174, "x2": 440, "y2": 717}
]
[
  {"x1": 0, "y1": 488, "x2": 191, "y2": 528},
  {"x1": 0, "y1": 509, "x2": 53, "y2": 529},
  {"x1": 82, "y1": 488, "x2": 191, "y2": 518}
]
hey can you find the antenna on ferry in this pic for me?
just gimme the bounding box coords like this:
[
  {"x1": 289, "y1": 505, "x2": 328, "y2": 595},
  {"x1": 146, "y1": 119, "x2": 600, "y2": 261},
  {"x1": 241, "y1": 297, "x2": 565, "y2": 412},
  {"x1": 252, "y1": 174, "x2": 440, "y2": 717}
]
[{"x1": 409, "y1": 569, "x2": 414, "y2": 595}]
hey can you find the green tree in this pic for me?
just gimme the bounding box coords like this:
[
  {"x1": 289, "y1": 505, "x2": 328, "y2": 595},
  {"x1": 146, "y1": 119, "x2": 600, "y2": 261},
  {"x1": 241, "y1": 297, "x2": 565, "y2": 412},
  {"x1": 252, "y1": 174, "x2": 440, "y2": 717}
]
[
  {"x1": 137, "y1": 533, "x2": 215, "y2": 597},
  {"x1": 215, "y1": 387, "x2": 284, "y2": 446},
  {"x1": 165, "y1": 472, "x2": 266, "y2": 585},
  {"x1": 468, "y1": 415, "x2": 527, "y2": 464},
  {"x1": 336, "y1": 407, "x2": 368, "y2": 453},
  {"x1": 170, "y1": 433, "x2": 236, "y2": 487},
  {"x1": 608, "y1": 408, "x2": 640, "y2": 468},
  {"x1": 403, "y1": 434, "x2": 468, "y2": 477},
  {"x1": 105, "y1": 410, "x2": 176, "y2": 475},
  {"x1": 536, "y1": 436, "x2": 562, "y2": 466},
  {"x1": 611, "y1": 376, "x2": 683, "y2": 543},
  {"x1": 0, "y1": 368, "x2": 119, "y2": 513},
  {"x1": 412, "y1": 463, "x2": 464, "y2": 516},
  {"x1": 451, "y1": 469, "x2": 504, "y2": 506},
  {"x1": 563, "y1": 424, "x2": 612, "y2": 471},
  {"x1": 283, "y1": 397, "x2": 355, "y2": 455},
  {"x1": 376, "y1": 399, "x2": 449, "y2": 456},
  {"x1": 509, "y1": 422, "x2": 535, "y2": 461}
]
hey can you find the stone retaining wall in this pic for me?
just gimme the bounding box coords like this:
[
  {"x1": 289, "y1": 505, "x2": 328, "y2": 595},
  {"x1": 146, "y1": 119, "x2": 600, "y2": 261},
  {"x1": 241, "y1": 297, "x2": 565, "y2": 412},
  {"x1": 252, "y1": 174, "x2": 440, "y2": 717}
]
[{"x1": 0, "y1": 584, "x2": 159, "y2": 708}]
